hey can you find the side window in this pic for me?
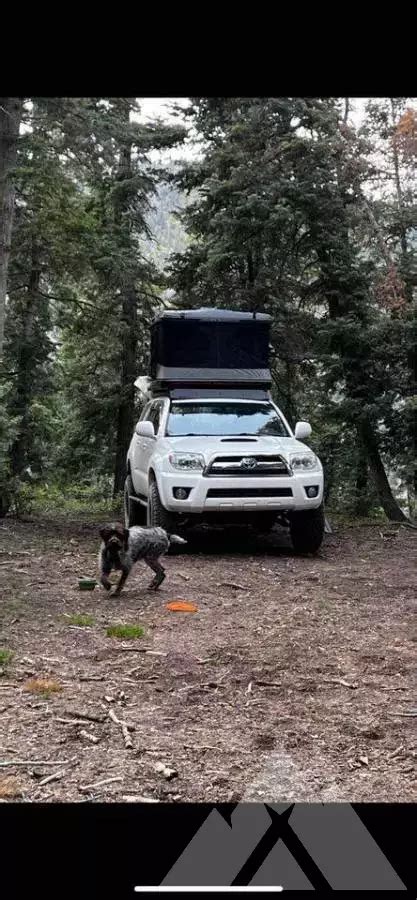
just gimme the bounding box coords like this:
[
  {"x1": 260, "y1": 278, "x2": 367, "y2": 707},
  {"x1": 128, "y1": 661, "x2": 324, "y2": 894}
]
[
  {"x1": 139, "y1": 402, "x2": 152, "y2": 423},
  {"x1": 147, "y1": 402, "x2": 162, "y2": 436}
]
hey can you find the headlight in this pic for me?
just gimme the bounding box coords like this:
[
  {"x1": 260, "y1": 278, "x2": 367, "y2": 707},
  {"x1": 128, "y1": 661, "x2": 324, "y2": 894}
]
[
  {"x1": 289, "y1": 451, "x2": 320, "y2": 473},
  {"x1": 168, "y1": 452, "x2": 205, "y2": 471}
]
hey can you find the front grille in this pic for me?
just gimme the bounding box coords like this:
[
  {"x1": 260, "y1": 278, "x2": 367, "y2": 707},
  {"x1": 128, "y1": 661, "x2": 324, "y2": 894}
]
[
  {"x1": 205, "y1": 454, "x2": 291, "y2": 477},
  {"x1": 206, "y1": 488, "x2": 293, "y2": 498}
]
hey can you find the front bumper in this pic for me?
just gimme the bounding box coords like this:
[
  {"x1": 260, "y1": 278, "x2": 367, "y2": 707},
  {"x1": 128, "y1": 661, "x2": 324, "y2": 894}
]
[{"x1": 158, "y1": 471, "x2": 324, "y2": 514}]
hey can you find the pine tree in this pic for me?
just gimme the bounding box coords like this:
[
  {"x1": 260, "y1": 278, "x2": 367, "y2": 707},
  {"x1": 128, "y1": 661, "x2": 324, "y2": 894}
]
[
  {"x1": 0, "y1": 97, "x2": 23, "y2": 359},
  {"x1": 1, "y1": 98, "x2": 185, "y2": 513},
  {"x1": 170, "y1": 97, "x2": 412, "y2": 521}
]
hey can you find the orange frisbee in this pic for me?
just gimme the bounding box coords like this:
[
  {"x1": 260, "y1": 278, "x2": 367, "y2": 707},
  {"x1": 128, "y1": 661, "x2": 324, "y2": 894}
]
[{"x1": 166, "y1": 601, "x2": 198, "y2": 613}]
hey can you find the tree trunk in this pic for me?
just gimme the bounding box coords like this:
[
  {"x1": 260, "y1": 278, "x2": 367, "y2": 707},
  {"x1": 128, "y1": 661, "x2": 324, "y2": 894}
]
[
  {"x1": 112, "y1": 106, "x2": 138, "y2": 497},
  {"x1": 389, "y1": 100, "x2": 416, "y2": 500},
  {"x1": 353, "y1": 428, "x2": 370, "y2": 517},
  {"x1": 0, "y1": 97, "x2": 23, "y2": 359},
  {"x1": 359, "y1": 417, "x2": 408, "y2": 521},
  {"x1": 322, "y1": 435, "x2": 338, "y2": 506},
  {"x1": 113, "y1": 286, "x2": 138, "y2": 496},
  {"x1": 9, "y1": 244, "x2": 41, "y2": 476},
  {"x1": 313, "y1": 141, "x2": 410, "y2": 525}
]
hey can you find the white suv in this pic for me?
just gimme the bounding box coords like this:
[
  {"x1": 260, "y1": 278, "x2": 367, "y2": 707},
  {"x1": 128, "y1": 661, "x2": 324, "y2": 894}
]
[{"x1": 125, "y1": 396, "x2": 325, "y2": 554}]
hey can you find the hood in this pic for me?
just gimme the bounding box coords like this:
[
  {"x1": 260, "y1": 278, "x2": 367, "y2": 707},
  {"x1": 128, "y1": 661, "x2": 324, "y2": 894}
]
[{"x1": 163, "y1": 434, "x2": 312, "y2": 462}]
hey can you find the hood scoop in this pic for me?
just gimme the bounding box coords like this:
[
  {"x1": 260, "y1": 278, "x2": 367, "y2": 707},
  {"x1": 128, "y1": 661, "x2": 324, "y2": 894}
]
[{"x1": 220, "y1": 437, "x2": 258, "y2": 443}]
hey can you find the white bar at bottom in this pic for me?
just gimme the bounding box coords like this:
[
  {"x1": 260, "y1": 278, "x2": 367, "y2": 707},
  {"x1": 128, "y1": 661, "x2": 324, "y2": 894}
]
[{"x1": 134, "y1": 888, "x2": 283, "y2": 893}]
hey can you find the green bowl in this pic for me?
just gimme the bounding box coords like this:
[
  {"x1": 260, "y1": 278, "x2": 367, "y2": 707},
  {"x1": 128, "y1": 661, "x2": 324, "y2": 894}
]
[{"x1": 78, "y1": 578, "x2": 97, "y2": 591}]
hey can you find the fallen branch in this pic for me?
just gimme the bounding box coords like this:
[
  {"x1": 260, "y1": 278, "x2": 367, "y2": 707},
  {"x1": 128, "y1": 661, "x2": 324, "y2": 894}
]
[
  {"x1": 56, "y1": 717, "x2": 93, "y2": 726},
  {"x1": 38, "y1": 770, "x2": 66, "y2": 786},
  {"x1": 40, "y1": 657, "x2": 64, "y2": 664},
  {"x1": 0, "y1": 758, "x2": 73, "y2": 768},
  {"x1": 218, "y1": 582, "x2": 246, "y2": 591},
  {"x1": 64, "y1": 709, "x2": 105, "y2": 723},
  {"x1": 111, "y1": 646, "x2": 167, "y2": 656},
  {"x1": 108, "y1": 709, "x2": 135, "y2": 731},
  {"x1": 323, "y1": 678, "x2": 358, "y2": 689},
  {"x1": 254, "y1": 680, "x2": 282, "y2": 689},
  {"x1": 182, "y1": 744, "x2": 253, "y2": 754},
  {"x1": 79, "y1": 775, "x2": 122, "y2": 793},
  {"x1": 388, "y1": 744, "x2": 404, "y2": 758},
  {"x1": 79, "y1": 675, "x2": 105, "y2": 682},
  {"x1": 80, "y1": 729, "x2": 100, "y2": 744},
  {"x1": 108, "y1": 708, "x2": 135, "y2": 749},
  {"x1": 121, "y1": 725, "x2": 133, "y2": 749}
]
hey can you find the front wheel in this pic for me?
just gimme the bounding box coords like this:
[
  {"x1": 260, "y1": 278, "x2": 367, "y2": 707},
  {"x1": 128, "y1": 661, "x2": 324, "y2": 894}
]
[
  {"x1": 124, "y1": 474, "x2": 146, "y2": 527},
  {"x1": 289, "y1": 503, "x2": 325, "y2": 555},
  {"x1": 147, "y1": 480, "x2": 176, "y2": 532}
]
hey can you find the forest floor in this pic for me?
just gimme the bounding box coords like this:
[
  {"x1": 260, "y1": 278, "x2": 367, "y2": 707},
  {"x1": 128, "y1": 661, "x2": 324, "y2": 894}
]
[{"x1": 0, "y1": 514, "x2": 416, "y2": 803}]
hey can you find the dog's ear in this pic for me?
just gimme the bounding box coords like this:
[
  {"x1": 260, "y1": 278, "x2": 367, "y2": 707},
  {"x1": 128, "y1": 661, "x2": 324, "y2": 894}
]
[
  {"x1": 123, "y1": 528, "x2": 129, "y2": 549},
  {"x1": 99, "y1": 526, "x2": 112, "y2": 544}
]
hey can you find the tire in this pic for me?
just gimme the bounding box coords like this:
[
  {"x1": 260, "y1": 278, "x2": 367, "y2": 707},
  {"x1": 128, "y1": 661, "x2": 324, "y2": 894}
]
[
  {"x1": 124, "y1": 474, "x2": 146, "y2": 527},
  {"x1": 289, "y1": 503, "x2": 325, "y2": 555},
  {"x1": 147, "y1": 479, "x2": 176, "y2": 532}
]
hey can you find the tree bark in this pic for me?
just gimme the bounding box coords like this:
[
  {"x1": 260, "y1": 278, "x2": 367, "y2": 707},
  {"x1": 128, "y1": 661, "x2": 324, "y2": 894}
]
[
  {"x1": 0, "y1": 98, "x2": 23, "y2": 359},
  {"x1": 322, "y1": 434, "x2": 338, "y2": 506},
  {"x1": 113, "y1": 286, "x2": 138, "y2": 496},
  {"x1": 9, "y1": 243, "x2": 41, "y2": 476},
  {"x1": 112, "y1": 105, "x2": 138, "y2": 497},
  {"x1": 359, "y1": 417, "x2": 408, "y2": 521},
  {"x1": 389, "y1": 101, "x2": 416, "y2": 500},
  {"x1": 353, "y1": 428, "x2": 370, "y2": 517}
]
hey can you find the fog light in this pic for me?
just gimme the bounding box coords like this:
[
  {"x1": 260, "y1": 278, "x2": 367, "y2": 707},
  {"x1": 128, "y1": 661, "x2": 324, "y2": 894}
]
[
  {"x1": 174, "y1": 487, "x2": 190, "y2": 500},
  {"x1": 305, "y1": 485, "x2": 319, "y2": 498}
]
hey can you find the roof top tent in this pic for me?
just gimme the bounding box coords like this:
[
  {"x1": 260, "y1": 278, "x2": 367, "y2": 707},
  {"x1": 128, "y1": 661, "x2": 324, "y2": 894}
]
[{"x1": 149, "y1": 308, "x2": 273, "y2": 400}]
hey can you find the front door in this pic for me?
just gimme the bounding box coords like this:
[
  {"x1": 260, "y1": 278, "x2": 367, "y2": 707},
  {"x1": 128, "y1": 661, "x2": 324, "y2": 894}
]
[{"x1": 132, "y1": 400, "x2": 163, "y2": 498}]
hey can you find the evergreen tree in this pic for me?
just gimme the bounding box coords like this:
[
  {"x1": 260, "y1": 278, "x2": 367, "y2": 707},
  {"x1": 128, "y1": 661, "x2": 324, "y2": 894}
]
[{"x1": 169, "y1": 97, "x2": 412, "y2": 521}]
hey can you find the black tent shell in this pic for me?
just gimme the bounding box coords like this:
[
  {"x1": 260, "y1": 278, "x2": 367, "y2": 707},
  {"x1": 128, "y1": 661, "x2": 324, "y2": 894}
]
[{"x1": 150, "y1": 308, "x2": 272, "y2": 397}]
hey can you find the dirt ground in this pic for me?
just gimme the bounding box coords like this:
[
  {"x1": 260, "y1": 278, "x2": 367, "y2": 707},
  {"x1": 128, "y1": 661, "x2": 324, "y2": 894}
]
[{"x1": 0, "y1": 515, "x2": 416, "y2": 803}]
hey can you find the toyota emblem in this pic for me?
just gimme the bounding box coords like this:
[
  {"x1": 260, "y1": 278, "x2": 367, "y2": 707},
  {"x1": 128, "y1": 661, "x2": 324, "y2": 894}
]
[{"x1": 241, "y1": 457, "x2": 257, "y2": 469}]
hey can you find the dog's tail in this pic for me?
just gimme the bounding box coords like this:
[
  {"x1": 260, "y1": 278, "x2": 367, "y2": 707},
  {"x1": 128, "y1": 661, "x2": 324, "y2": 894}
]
[{"x1": 169, "y1": 533, "x2": 187, "y2": 545}]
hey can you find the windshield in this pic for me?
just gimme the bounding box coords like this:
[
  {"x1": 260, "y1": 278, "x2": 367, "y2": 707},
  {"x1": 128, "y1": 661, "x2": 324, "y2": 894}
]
[{"x1": 166, "y1": 402, "x2": 289, "y2": 437}]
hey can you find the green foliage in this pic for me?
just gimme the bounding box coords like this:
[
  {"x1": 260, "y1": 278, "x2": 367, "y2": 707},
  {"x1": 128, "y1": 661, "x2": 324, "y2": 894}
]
[
  {"x1": 169, "y1": 97, "x2": 416, "y2": 520},
  {"x1": 13, "y1": 481, "x2": 121, "y2": 518},
  {"x1": 106, "y1": 623, "x2": 144, "y2": 640},
  {"x1": 65, "y1": 614, "x2": 95, "y2": 626},
  {"x1": 0, "y1": 98, "x2": 185, "y2": 511},
  {"x1": 1, "y1": 97, "x2": 415, "y2": 522},
  {"x1": 0, "y1": 649, "x2": 14, "y2": 669}
]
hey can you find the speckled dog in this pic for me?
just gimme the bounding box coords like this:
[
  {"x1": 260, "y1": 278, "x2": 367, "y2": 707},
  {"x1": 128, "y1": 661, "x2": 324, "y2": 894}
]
[{"x1": 98, "y1": 522, "x2": 186, "y2": 596}]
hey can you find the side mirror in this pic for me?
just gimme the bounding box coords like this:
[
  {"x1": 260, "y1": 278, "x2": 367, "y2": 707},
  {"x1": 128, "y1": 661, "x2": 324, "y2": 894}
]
[
  {"x1": 136, "y1": 421, "x2": 155, "y2": 439},
  {"x1": 294, "y1": 421, "x2": 312, "y2": 441}
]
